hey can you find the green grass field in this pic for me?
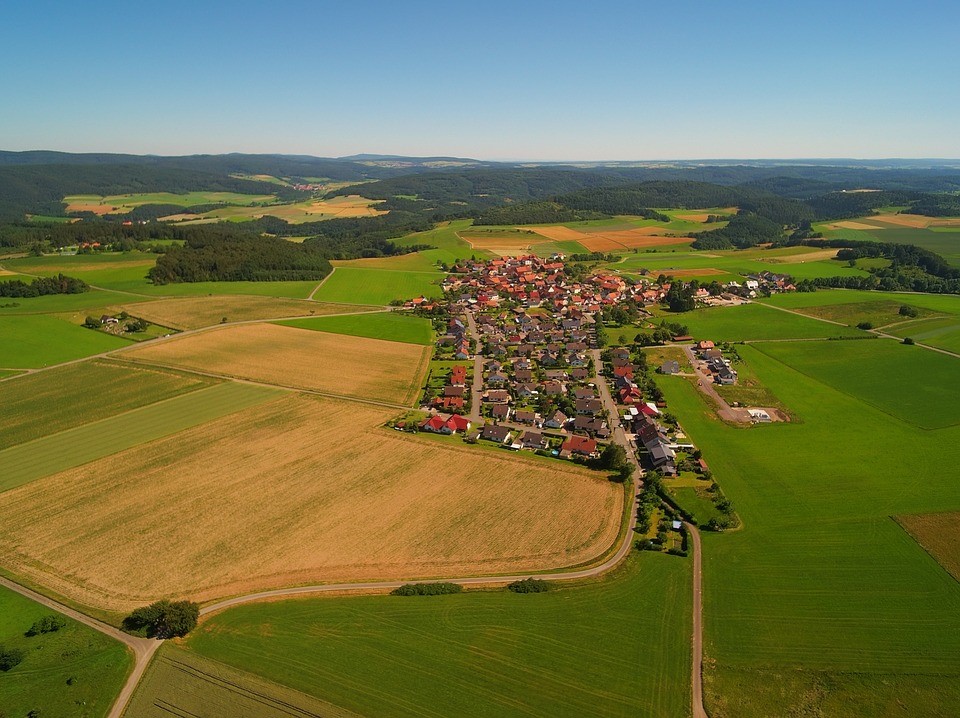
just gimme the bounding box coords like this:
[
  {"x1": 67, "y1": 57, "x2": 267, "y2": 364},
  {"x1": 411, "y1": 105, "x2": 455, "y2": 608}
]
[
  {"x1": 0, "y1": 381, "x2": 284, "y2": 493},
  {"x1": 185, "y1": 552, "x2": 691, "y2": 718},
  {"x1": 0, "y1": 314, "x2": 132, "y2": 368},
  {"x1": 0, "y1": 585, "x2": 132, "y2": 718},
  {"x1": 816, "y1": 218, "x2": 960, "y2": 266},
  {"x1": 0, "y1": 287, "x2": 149, "y2": 315},
  {"x1": 654, "y1": 342, "x2": 960, "y2": 716},
  {"x1": 0, "y1": 360, "x2": 210, "y2": 450},
  {"x1": 312, "y1": 266, "x2": 444, "y2": 305},
  {"x1": 64, "y1": 191, "x2": 277, "y2": 211},
  {"x1": 125, "y1": 645, "x2": 357, "y2": 718},
  {"x1": 754, "y1": 338, "x2": 960, "y2": 429},
  {"x1": 277, "y1": 312, "x2": 433, "y2": 345},
  {"x1": 788, "y1": 298, "x2": 945, "y2": 328},
  {"x1": 389, "y1": 219, "x2": 489, "y2": 264},
  {"x1": 887, "y1": 315, "x2": 960, "y2": 353}
]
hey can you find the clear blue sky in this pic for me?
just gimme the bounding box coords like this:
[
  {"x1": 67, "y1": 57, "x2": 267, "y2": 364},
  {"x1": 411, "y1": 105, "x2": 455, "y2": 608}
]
[{"x1": 2, "y1": 0, "x2": 958, "y2": 159}]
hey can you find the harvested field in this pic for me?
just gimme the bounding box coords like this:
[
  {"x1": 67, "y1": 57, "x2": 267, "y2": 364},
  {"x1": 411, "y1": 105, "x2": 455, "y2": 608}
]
[
  {"x1": 126, "y1": 322, "x2": 431, "y2": 405},
  {"x1": 525, "y1": 225, "x2": 590, "y2": 241},
  {"x1": 828, "y1": 220, "x2": 887, "y2": 231},
  {"x1": 0, "y1": 395, "x2": 622, "y2": 610},
  {"x1": 461, "y1": 235, "x2": 549, "y2": 255},
  {"x1": 866, "y1": 213, "x2": 933, "y2": 228},
  {"x1": 764, "y1": 248, "x2": 841, "y2": 263},
  {"x1": 664, "y1": 267, "x2": 726, "y2": 277},
  {"x1": 674, "y1": 213, "x2": 711, "y2": 222},
  {"x1": 119, "y1": 295, "x2": 372, "y2": 330},
  {"x1": 896, "y1": 512, "x2": 960, "y2": 582}
]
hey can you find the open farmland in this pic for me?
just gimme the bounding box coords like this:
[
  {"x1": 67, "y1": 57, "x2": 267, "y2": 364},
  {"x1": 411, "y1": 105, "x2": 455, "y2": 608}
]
[
  {"x1": 64, "y1": 191, "x2": 276, "y2": 214},
  {"x1": 312, "y1": 266, "x2": 444, "y2": 305},
  {"x1": 125, "y1": 645, "x2": 358, "y2": 718},
  {"x1": 0, "y1": 584, "x2": 132, "y2": 718},
  {"x1": 0, "y1": 359, "x2": 210, "y2": 450},
  {"x1": 164, "y1": 194, "x2": 386, "y2": 224},
  {"x1": 816, "y1": 214, "x2": 960, "y2": 266},
  {"x1": 895, "y1": 511, "x2": 960, "y2": 581},
  {"x1": 118, "y1": 295, "x2": 371, "y2": 330},
  {"x1": 125, "y1": 323, "x2": 431, "y2": 405},
  {"x1": 0, "y1": 381, "x2": 282, "y2": 493},
  {"x1": 789, "y1": 298, "x2": 945, "y2": 328},
  {"x1": 0, "y1": 314, "x2": 131, "y2": 367},
  {"x1": 753, "y1": 338, "x2": 960, "y2": 429},
  {"x1": 653, "y1": 344, "x2": 960, "y2": 717},
  {"x1": 0, "y1": 394, "x2": 622, "y2": 611},
  {"x1": 184, "y1": 552, "x2": 690, "y2": 718},
  {"x1": 277, "y1": 311, "x2": 433, "y2": 345}
]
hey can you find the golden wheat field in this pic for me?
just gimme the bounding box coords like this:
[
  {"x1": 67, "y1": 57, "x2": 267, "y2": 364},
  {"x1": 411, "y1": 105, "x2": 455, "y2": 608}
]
[
  {"x1": 125, "y1": 323, "x2": 429, "y2": 405},
  {"x1": 120, "y1": 295, "x2": 373, "y2": 330},
  {"x1": 0, "y1": 394, "x2": 622, "y2": 610}
]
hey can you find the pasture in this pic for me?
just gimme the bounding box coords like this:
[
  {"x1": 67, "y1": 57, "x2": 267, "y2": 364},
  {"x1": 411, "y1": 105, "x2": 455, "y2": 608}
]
[
  {"x1": 0, "y1": 381, "x2": 283, "y2": 493},
  {"x1": 125, "y1": 645, "x2": 356, "y2": 718},
  {"x1": 277, "y1": 311, "x2": 433, "y2": 345},
  {"x1": 312, "y1": 266, "x2": 444, "y2": 305},
  {"x1": 166, "y1": 194, "x2": 386, "y2": 224},
  {"x1": 0, "y1": 313, "x2": 131, "y2": 367},
  {"x1": 895, "y1": 511, "x2": 960, "y2": 581},
  {"x1": 0, "y1": 584, "x2": 131, "y2": 718},
  {"x1": 0, "y1": 286, "x2": 139, "y2": 315},
  {"x1": 0, "y1": 395, "x2": 622, "y2": 611},
  {"x1": 125, "y1": 323, "x2": 431, "y2": 405},
  {"x1": 119, "y1": 295, "x2": 367, "y2": 330},
  {"x1": 63, "y1": 191, "x2": 277, "y2": 214},
  {"x1": 0, "y1": 359, "x2": 210, "y2": 450},
  {"x1": 754, "y1": 338, "x2": 960, "y2": 429},
  {"x1": 654, "y1": 344, "x2": 960, "y2": 716},
  {"x1": 789, "y1": 298, "x2": 944, "y2": 328},
  {"x1": 887, "y1": 315, "x2": 960, "y2": 353},
  {"x1": 816, "y1": 213, "x2": 960, "y2": 265},
  {"x1": 185, "y1": 552, "x2": 690, "y2": 718}
]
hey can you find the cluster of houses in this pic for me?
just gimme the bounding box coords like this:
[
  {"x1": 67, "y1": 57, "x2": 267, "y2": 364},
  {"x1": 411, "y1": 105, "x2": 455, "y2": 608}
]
[
  {"x1": 695, "y1": 340, "x2": 738, "y2": 385},
  {"x1": 427, "y1": 363, "x2": 470, "y2": 412}
]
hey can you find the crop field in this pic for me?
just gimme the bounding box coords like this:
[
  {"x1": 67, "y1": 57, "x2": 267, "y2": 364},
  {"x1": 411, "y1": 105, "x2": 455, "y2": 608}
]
[
  {"x1": 118, "y1": 295, "x2": 366, "y2": 330},
  {"x1": 654, "y1": 343, "x2": 960, "y2": 716},
  {"x1": 277, "y1": 311, "x2": 433, "y2": 345},
  {"x1": 0, "y1": 313, "x2": 132, "y2": 367},
  {"x1": 789, "y1": 298, "x2": 945, "y2": 328},
  {"x1": 0, "y1": 286, "x2": 145, "y2": 315},
  {"x1": 816, "y1": 214, "x2": 960, "y2": 265},
  {"x1": 0, "y1": 381, "x2": 282, "y2": 493},
  {"x1": 165, "y1": 194, "x2": 387, "y2": 224},
  {"x1": 759, "y1": 288, "x2": 960, "y2": 314},
  {"x1": 332, "y1": 248, "x2": 452, "y2": 272},
  {"x1": 125, "y1": 645, "x2": 357, "y2": 718},
  {"x1": 183, "y1": 552, "x2": 689, "y2": 718},
  {"x1": 0, "y1": 394, "x2": 621, "y2": 610},
  {"x1": 754, "y1": 338, "x2": 960, "y2": 429},
  {"x1": 0, "y1": 584, "x2": 132, "y2": 718},
  {"x1": 895, "y1": 511, "x2": 960, "y2": 581},
  {"x1": 887, "y1": 315, "x2": 960, "y2": 353},
  {"x1": 312, "y1": 266, "x2": 444, "y2": 305},
  {"x1": 648, "y1": 303, "x2": 865, "y2": 342},
  {"x1": 63, "y1": 191, "x2": 276, "y2": 214},
  {"x1": 126, "y1": 323, "x2": 431, "y2": 405},
  {"x1": 0, "y1": 359, "x2": 210, "y2": 450}
]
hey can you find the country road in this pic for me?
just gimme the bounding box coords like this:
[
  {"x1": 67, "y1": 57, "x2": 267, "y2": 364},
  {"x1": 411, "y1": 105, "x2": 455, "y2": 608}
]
[
  {"x1": 686, "y1": 522, "x2": 707, "y2": 718},
  {"x1": 0, "y1": 576, "x2": 160, "y2": 718}
]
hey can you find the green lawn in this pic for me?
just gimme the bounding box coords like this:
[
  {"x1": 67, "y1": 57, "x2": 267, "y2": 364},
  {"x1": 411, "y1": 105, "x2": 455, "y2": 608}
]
[
  {"x1": 312, "y1": 266, "x2": 444, "y2": 305},
  {"x1": 0, "y1": 381, "x2": 284, "y2": 493},
  {"x1": 277, "y1": 312, "x2": 433, "y2": 345},
  {"x1": 185, "y1": 552, "x2": 691, "y2": 718},
  {"x1": 0, "y1": 585, "x2": 132, "y2": 718},
  {"x1": 754, "y1": 338, "x2": 960, "y2": 429},
  {"x1": 654, "y1": 344, "x2": 960, "y2": 716},
  {"x1": 0, "y1": 360, "x2": 210, "y2": 450},
  {"x1": 0, "y1": 314, "x2": 132, "y2": 368}
]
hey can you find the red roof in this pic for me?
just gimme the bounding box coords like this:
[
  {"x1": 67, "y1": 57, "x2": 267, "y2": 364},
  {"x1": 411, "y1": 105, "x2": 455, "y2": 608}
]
[
  {"x1": 444, "y1": 414, "x2": 471, "y2": 432},
  {"x1": 561, "y1": 435, "x2": 598, "y2": 454}
]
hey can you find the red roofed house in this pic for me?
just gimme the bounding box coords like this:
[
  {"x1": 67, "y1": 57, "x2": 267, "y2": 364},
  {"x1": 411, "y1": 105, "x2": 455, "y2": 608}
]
[{"x1": 560, "y1": 435, "x2": 598, "y2": 457}]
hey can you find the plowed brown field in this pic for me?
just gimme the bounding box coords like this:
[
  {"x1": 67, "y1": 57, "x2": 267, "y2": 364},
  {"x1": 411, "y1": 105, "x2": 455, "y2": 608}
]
[
  {"x1": 126, "y1": 323, "x2": 429, "y2": 405},
  {"x1": 0, "y1": 395, "x2": 622, "y2": 610}
]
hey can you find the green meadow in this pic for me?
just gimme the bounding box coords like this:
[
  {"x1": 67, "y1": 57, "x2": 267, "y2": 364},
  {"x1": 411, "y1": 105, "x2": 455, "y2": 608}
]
[
  {"x1": 0, "y1": 360, "x2": 210, "y2": 450},
  {"x1": 887, "y1": 315, "x2": 960, "y2": 353},
  {"x1": 186, "y1": 552, "x2": 691, "y2": 718},
  {"x1": 816, "y1": 219, "x2": 960, "y2": 266},
  {"x1": 312, "y1": 266, "x2": 444, "y2": 305},
  {"x1": 0, "y1": 585, "x2": 131, "y2": 718},
  {"x1": 0, "y1": 314, "x2": 132, "y2": 368},
  {"x1": 64, "y1": 190, "x2": 276, "y2": 210},
  {"x1": 0, "y1": 287, "x2": 147, "y2": 315},
  {"x1": 655, "y1": 341, "x2": 960, "y2": 717},
  {"x1": 754, "y1": 338, "x2": 960, "y2": 429},
  {"x1": 277, "y1": 311, "x2": 433, "y2": 345},
  {"x1": 0, "y1": 381, "x2": 283, "y2": 493}
]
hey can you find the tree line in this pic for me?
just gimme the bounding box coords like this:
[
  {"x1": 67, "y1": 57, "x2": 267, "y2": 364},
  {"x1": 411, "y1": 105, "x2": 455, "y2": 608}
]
[{"x1": 0, "y1": 273, "x2": 88, "y2": 297}]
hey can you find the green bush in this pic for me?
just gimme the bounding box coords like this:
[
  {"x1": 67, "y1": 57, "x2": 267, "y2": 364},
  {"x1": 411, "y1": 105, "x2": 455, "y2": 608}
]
[
  {"x1": 26, "y1": 614, "x2": 66, "y2": 637},
  {"x1": 0, "y1": 645, "x2": 25, "y2": 671},
  {"x1": 391, "y1": 582, "x2": 463, "y2": 596},
  {"x1": 903, "y1": 337, "x2": 916, "y2": 345},
  {"x1": 857, "y1": 321, "x2": 873, "y2": 330},
  {"x1": 123, "y1": 599, "x2": 199, "y2": 638},
  {"x1": 507, "y1": 578, "x2": 551, "y2": 593}
]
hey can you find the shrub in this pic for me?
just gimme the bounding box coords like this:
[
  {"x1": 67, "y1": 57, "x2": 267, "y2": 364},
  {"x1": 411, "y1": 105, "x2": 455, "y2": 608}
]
[
  {"x1": 507, "y1": 578, "x2": 551, "y2": 593},
  {"x1": 899, "y1": 304, "x2": 918, "y2": 317},
  {"x1": 903, "y1": 337, "x2": 916, "y2": 345},
  {"x1": 856, "y1": 321, "x2": 873, "y2": 330},
  {"x1": 0, "y1": 645, "x2": 25, "y2": 671},
  {"x1": 26, "y1": 614, "x2": 66, "y2": 637},
  {"x1": 667, "y1": 548, "x2": 688, "y2": 557},
  {"x1": 123, "y1": 600, "x2": 199, "y2": 638},
  {"x1": 391, "y1": 582, "x2": 463, "y2": 596}
]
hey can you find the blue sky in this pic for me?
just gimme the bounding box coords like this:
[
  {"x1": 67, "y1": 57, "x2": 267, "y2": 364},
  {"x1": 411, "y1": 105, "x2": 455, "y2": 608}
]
[{"x1": 1, "y1": 0, "x2": 958, "y2": 159}]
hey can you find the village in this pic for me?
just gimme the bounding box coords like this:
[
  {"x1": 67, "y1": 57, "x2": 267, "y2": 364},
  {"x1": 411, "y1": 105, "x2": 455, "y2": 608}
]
[{"x1": 394, "y1": 255, "x2": 791, "y2": 491}]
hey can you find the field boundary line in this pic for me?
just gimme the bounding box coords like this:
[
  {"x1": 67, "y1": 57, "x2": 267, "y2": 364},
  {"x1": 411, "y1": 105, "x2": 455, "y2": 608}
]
[{"x1": 307, "y1": 266, "x2": 335, "y2": 300}]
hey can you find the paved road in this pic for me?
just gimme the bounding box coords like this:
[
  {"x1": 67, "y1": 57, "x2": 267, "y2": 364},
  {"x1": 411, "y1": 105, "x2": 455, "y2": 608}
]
[
  {"x1": 686, "y1": 523, "x2": 707, "y2": 718},
  {"x1": 464, "y1": 310, "x2": 484, "y2": 425},
  {"x1": 0, "y1": 575, "x2": 160, "y2": 718}
]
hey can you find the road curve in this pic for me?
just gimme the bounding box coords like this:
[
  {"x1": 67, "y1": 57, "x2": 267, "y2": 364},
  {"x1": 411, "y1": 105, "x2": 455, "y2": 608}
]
[
  {"x1": 0, "y1": 575, "x2": 160, "y2": 718},
  {"x1": 686, "y1": 523, "x2": 707, "y2": 718}
]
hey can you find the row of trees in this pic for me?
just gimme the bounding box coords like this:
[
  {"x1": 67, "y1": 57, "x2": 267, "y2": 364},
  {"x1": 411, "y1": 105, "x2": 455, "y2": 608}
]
[{"x1": 0, "y1": 273, "x2": 88, "y2": 297}]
